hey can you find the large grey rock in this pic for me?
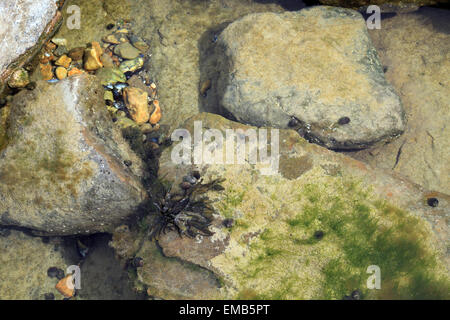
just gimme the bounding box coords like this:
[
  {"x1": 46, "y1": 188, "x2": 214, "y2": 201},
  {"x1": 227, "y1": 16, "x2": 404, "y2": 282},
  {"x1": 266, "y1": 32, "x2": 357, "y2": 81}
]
[
  {"x1": 0, "y1": 0, "x2": 61, "y2": 90},
  {"x1": 351, "y1": 8, "x2": 450, "y2": 194},
  {"x1": 0, "y1": 74, "x2": 147, "y2": 235},
  {"x1": 214, "y1": 6, "x2": 406, "y2": 150}
]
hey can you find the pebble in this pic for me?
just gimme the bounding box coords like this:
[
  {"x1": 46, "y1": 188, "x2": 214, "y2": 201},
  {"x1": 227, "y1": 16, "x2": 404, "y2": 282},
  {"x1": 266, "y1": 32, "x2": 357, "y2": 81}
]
[
  {"x1": 119, "y1": 56, "x2": 144, "y2": 73},
  {"x1": 114, "y1": 42, "x2": 141, "y2": 60},
  {"x1": 68, "y1": 47, "x2": 85, "y2": 61},
  {"x1": 140, "y1": 123, "x2": 154, "y2": 133},
  {"x1": 313, "y1": 230, "x2": 324, "y2": 240},
  {"x1": 338, "y1": 116, "x2": 351, "y2": 125},
  {"x1": 51, "y1": 38, "x2": 68, "y2": 47},
  {"x1": 84, "y1": 41, "x2": 103, "y2": 71},
  {"x1": 55, "y1": 275, "x2": 75, "y2": 298},
  {"x1": 104, "y1": 90, "x2": 114, "y2": 103},
  {"x1": 55, "y1": 67, "x2": 67, "y2": 80},
  {"x1": 54, "y1": 45, "x2": 68, "y2": 57},
  {"x1": 123, "y1": 87, "x2": 150, "y2": 124},
  {"x1": 427, "y1": 197, "x2": 439, "y2": 207},
  {"x1": 40, "y1": 63, "x2": 53, "y2": 81},
  {"x1": 44, "y1": 293, "x2": 55, "y2": 300},
  {"x1": 100, "y1": 53, "x2": 115, "y2": 68},
  {"x1": 45, "y1": 41, "x2": 57, "y2": 51},
  {"x1": 102, "y1": 33, "x2": 127, "y2": 44},
  {"x1": 96, "y1": 67, "x2": 126, "y2": 85},
  {"x1": 8, "y1": 68, "x2": 30, "y2": 88},
  {"x1": 149, "y1": 100, "x2": 162, "y2": 124},
  {"x1": 106, "y1": 23, "x2": 115, "y2": 30},
  {"x1": 67, "y1": 67, "x2": 84, "y2": 77},
  {"x1": 47, "y1": 267, "x2": 65, "y2": 280},
  {"x1": 55, "y1": 55, "x2": 72, "y2": 68},
  {"x1": 200, "y1": 79, "x2": 211, "y2": 97}
]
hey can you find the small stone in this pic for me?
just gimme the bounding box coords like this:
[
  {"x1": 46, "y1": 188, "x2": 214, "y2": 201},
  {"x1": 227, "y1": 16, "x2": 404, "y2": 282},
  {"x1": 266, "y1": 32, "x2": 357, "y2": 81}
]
[
  {"x1": 223, "y1": 218, "x2": 234, "y2": 228},
  {"x1": 8, "y1": 68, "x2": 30, "y2": 88},
  {"x1": 149, "y1": 100, "x2": 162, "y2": 124},
  {"x1": 40, "y1": 64, "x2": 53, "y2": 81},
  {"x1": 100, "y1": 53, "x2": 115, "y2": 68},
  {"x1": 96, "y1": 67, "x2": 126, "y2": 85},
  {"x1": 45, "y1": 41, "x2": 57, "y2": 51},
  {"x1": 119, "y1": 56, "x2": 144, "y2": 73},
  {"x1": 67, "y1": 67, "x2": 84, "y2": 77},
  {"x1": 47, "y1": 267, "x2": 65, "y2": 280},
  {"x1": 84, "y1": 41, "x2": 103, "y2": 71},
  {"x1": 106, "y1": 23, "x2": 115, "y2": 30},
  {"x1": 44, "y1": 293, "x2": 55, "y2": 300},
  {"x1": 68, "y1": 47, "x2": 85, "y2": 61},
  {"x1": 55, "y1": 67, "x2": 67, "y2": 80},
  {"x1": 132, "y1": 41, "x2": 149, "y2": 53},
  {"x1": 200, "y1": 79, "x2": 211, "y2": 97},
  {"x1": 313, "y1": 230, "x2": 324, "y2": 240},
  {"x1": 288, "y1": 118, "x2": 300, "y2": 127},
  {"x1": 54, "y1": 45, "x2": 68, "y2": 57},
  {"x1": 102, "y1": 33, "x2": 124, "y2": 44},
  {"x1": 427, "y1": 197, "x2": 439, "y2": 207},
  {"x1": 55, "y1": 55, "x2": 72, "y2": 68},
  {"x1": 351, "y1": 290, "x2": 362, "y2": 300},
  {"x1": 55, "y1": 275, "x2": 75, "y2": 298},
  {"x1": 26, "y1": 82, "x2": 37, "y2": 90},
  {"x1": 114, "y1": 42, "x2": 141, "y2": 60},
  {"x1": 140, "y1": 123, "x2": 154, "y2": 133},
  {"x1": 123, "y1": 87, "x2": 150, "y2": 124},
  {"x1": 338, "y1": 117, "x2": 351, "y2": 125},
  {"x1": 104, "y1": 90, "x2": 114, "y2": 102},
  {"x1": 51, "y1": 38, "x2": 67, "y2": 47},
  {"x1": 116, "y1": 117, "x2": 138, "y2": 129}
]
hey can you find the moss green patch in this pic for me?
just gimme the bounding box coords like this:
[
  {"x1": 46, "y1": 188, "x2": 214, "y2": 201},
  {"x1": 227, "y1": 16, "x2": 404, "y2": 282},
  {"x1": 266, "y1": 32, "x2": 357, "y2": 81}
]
[
  {"x1": 219, "y1": 177, "x2": 449, "y2": 300},
  {"x1": 218, "y1": 187, "x2": 246, "y2": 218}
]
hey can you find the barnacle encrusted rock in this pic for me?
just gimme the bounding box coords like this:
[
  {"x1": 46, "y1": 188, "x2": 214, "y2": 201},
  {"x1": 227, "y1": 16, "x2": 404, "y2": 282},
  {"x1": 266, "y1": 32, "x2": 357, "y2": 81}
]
[
  {"x1": 0, "y1": 74, "x2": 147, "y2": 235},
  {"x1": 215, "y1": 6, "x2": 406, "y2": 149}
]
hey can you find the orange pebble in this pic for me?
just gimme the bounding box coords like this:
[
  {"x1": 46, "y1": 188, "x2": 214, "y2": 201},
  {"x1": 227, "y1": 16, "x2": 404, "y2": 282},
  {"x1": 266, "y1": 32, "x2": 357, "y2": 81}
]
[
  {"x1": 149, "y1": 100, "x2": 162, "y2": 124},
  {"x1": 68, "y1": 67, "x2": 84, "y2": 77}
]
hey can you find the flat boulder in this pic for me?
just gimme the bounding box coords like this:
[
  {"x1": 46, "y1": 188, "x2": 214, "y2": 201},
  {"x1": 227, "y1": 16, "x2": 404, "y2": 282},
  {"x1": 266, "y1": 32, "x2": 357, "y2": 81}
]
[
  {"x1": 215, "y1": 6, "x2": 406, "y2": 149},
  {"x1": 0, "y1": 75, "x2": 147, "y2": 235}
]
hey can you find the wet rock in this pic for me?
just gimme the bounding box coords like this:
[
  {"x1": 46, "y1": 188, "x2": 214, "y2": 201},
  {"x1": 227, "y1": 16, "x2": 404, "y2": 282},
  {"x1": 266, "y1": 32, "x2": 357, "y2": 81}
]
[
  {"x1": 51, "y1": 38, "x2": 67, "y2": 47},
  {"x1": 8, "y1": 68, "x2": 30, "y2": 88},
  {"x1": 0, "y1": 75, "x2": 147, "y2": 235},
  {"x1": 215, "y1": 7, "x2": 405, "y2": 150},
  {"x1": 84, "y1": 41, "x2": 103, "y2": 71},
  {"x1": 67, "y1": 67, "x2": 84, "y2": 77},
  {"x1": 114, "y1": 42, "x2": 141, "y2": 60},
  {"x1": 54, "y1": 45, "x2": 68, "y2": 57},
  {"x1": 68, "y1": 47, "x2": 85, "y2": 61},
  {"x1": 100, "y1": 53, "x2": 115, "y2": 68},
  {"x1": 96, "y1": 67, "x2": 126, "y2": 85},
  {"x1": 55, "y1": 55, "x2": 72, "y2": 69},
  {"x1": 149, "y1": 100, "x2": 162, "y2": 125},
  {"x1": 131, "y1": 0, "x2": 285, "y2": 132},
  {"x1": 123, "y1": 87, "x2": 150, "y2": 124},
  {"x1": 149, "y1": 113, "x2": 448, "y2": 299},
  {"x1": 0, "y1": 0, "x2": 61, "y2": 92},
  {"x1": 55, "y1": 67, "x2": 67, "y2": 80},
  {"x1": 39, "y1": 63, "x2": 54, "y2": 81},
  {"x1": 350, "y1": 8, "x2": 450, "y2": 194},
  {"x1": 119, "y1": 56, "x2": 144, "y2": 73},
  {"x1": 319, "y1": 0, "x2": 444, "y2": 10},
  {"x1": 0, "y1": 230, "x2": 66, "y2": 299}
]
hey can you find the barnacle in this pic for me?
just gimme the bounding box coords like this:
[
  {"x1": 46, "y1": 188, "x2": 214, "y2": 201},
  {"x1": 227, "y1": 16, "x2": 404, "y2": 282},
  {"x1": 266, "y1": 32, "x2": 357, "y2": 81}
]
[{"x1": 148, "y1": 175, "x2": 225, "y2": 239}]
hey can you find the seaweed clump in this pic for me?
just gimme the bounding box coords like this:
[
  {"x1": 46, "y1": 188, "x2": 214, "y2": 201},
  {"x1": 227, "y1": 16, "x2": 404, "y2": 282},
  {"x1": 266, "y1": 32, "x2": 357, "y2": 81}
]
[{"x1": 148, "y1": 173, "x2": 224, "y2": 239}]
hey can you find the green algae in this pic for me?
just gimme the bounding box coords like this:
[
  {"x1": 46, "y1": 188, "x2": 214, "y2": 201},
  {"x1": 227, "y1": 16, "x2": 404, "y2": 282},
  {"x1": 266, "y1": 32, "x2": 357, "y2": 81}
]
[{"x1": 223, "y1": 177, "x2": 449, "y2": 300}]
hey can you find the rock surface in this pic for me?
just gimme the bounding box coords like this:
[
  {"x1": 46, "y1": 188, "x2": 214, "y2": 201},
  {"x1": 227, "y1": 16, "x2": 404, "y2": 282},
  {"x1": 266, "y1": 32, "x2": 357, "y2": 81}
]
[
  {"x1": 0, "y1": 0, "x2": 61, "y2": 87},
  {"x1": 130, "y1": 113, "x2": 449, "y2": 300},
  {"x1": 0, "y1": 230, "x2": 68, "y2": 300},
  {"x1": 0, "y1": 75, "x2": 147, "y2": 235},
  {"x1": 350, "y1": 8, "x2": 450, "y2": 195},
  {"x1": 319, "y1": 0, "x2": 446, "y2": 10},
  {"x1": 130, "y1": 0, "x2": 287, "y2": 132},
  {"x1": 213, "y1": 7, "x2": 405, "y2": 150}
]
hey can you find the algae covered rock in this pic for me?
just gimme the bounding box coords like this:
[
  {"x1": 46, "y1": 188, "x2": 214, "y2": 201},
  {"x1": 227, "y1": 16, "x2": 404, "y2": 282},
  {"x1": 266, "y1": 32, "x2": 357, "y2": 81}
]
[
  {"x1": 214, "y1": 6, "x2": 406, "y2": 150},
  {"x1": 0, "y1": 74, "x2": 147, "y2": 235},
  {"x1": 136, "y1": 113, "x2": 448, "y2": 300},
  {"x1": 0, "y1": 229, "x2": 67, "y2": 300}
]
